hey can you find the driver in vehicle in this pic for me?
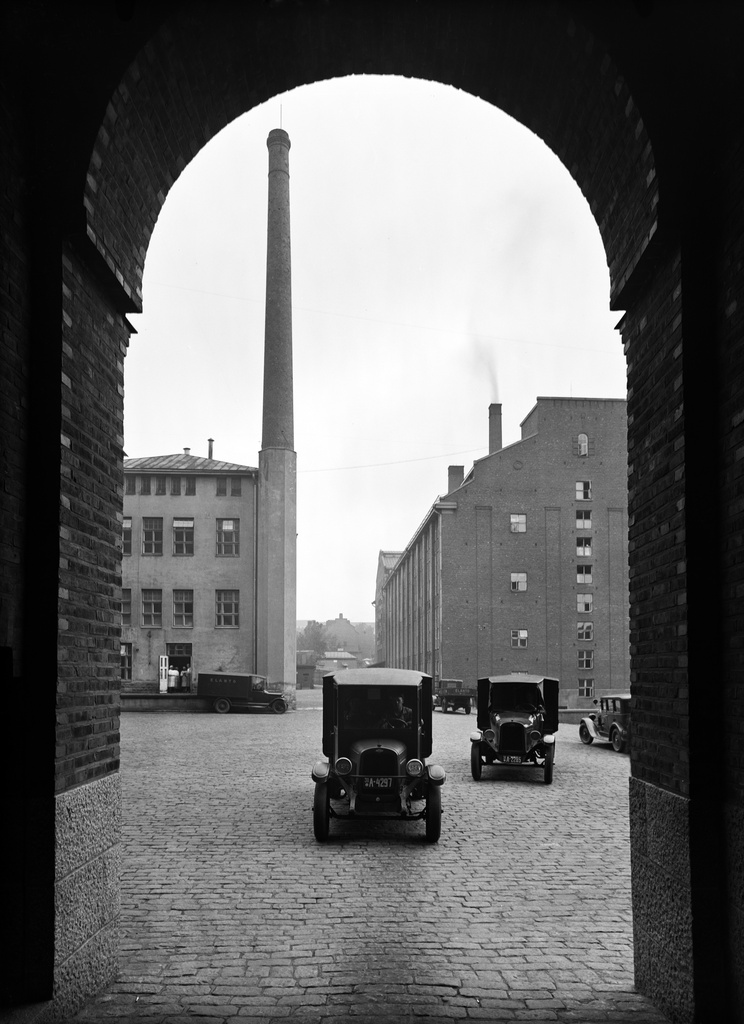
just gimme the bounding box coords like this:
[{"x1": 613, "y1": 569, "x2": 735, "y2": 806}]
[{"x1": 380, "y1": 693, "x2": 412, "y2": 728}]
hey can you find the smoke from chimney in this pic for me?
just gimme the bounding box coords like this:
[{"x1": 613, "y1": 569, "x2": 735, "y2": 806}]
[{"x1": 208, "y1": 438, "x2": 214, "y2": 459}]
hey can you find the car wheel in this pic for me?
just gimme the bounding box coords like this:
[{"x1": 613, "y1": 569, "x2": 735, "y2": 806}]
[
  {"x1": 579, "y1": 722, "x2": 593, "y2": 744},
  {"x1": 270, "y1": 699, "x2": 287, "y2": 714},
  {"x1": 465, "y1": 703, "x2": 472, "y2": 715},
  {"x1": 214, "y1": 698, "x2": 231, "y2": 714},
  {"x1": 425, "y1": 784, "x2": 441, "y2": 843},
  {"x1": 441, "y1": 699, "x2": 448, "y2": 713},
  {"x1": 470, "y1": 743, "x2": 482, "y2": 781},
  {"x1": 611, "y1": 728, "x2": 626, "y2": 753},
  {"x1": 313, "y1": 781, "x2": 330, "y2": 842},
  {"x1": 544, "y1": 744, "x2": 555, "y2": 784}
]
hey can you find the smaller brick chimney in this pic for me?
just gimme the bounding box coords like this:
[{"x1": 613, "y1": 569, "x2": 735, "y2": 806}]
[
  {"x1": 448, "y1": 465, "x2": 464, "y2": 493},
  {"x1": 208, "y1": 438, "x2": 214, "y2": 459},
  {"x1": 489, "y1": 403, "x2": 503, "y2": 454},
  {"x1": 183, "y1": 447, "x2": 191, "y2": 455}
]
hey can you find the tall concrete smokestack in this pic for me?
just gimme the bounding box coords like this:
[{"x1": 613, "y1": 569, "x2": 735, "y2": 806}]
[
  {"x1": 489, "y1": 403, "x2": 503, "y2": 454},
  {"x1": 257, "y1": 128, "x2": 297, "y2": 693}
]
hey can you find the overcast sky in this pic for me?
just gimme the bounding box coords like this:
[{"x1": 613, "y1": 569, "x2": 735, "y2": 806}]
[{"x1": 124, "y1": 75, "x2": 626, "y2": 625}]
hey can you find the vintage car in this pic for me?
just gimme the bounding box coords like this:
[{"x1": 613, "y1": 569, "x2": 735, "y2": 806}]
[
  {"x1": 470, "y1": 673, "x2": 559, "y2": 784},
  {"x1": 433, "y1": 678, "x2": 476, "y2": 714},
  {"x1": 196, "y1": 672, "x2": 288, "y2": 714},
  {"x1": 579, "y1": 693, "x2": 631, "y2": 752},
  {"x1": 311, "y1": 667, "x2": 446, "y2": 843}
]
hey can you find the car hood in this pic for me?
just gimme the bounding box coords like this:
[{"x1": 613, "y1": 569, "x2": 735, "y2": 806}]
[{"x1": 349, "y1": 737, "x2": 408, "y2": 758}]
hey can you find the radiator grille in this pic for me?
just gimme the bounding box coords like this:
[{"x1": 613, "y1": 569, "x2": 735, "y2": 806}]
[
  {"x1": 359, "y1": 748, "x2": 398, "y2": 776},
  {"x1": 499, "y1": 723, "x2": 526, "y2": 754}
]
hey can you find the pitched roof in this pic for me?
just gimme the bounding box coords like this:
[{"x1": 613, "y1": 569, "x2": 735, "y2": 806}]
[{"x1": 124, "y1": 454, "x2": 257, "y2": 473}]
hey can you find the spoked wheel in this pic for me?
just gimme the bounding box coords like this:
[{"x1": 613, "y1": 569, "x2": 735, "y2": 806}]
[
  {"x1": 544, "y1": 744, "x2": 555, "y2": 784},
  {"x1": 579, "y1": 722, "x2": 593, "y2": 744},
  {"x1": 214, "y1": 698, "x2": 231, "y2": 714},
  {"x1": 611, "y1": 728, "x2": 626, "y2": 753},
  {"x1": 470, "y1": 743, "x2": 482, "y2": 781},
  {"x1": 271, "y1": 699, "x2": 287, "y2": 714},
  {"x1": 313, "y1": 781, "x2": 330, "y2": 842},
  {"x1": 425, "y1": 784, "x2": 442, "y2": 843}
]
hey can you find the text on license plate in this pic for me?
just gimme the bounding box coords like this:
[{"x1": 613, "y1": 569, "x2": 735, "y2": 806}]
[
  {"x1": 501, "y1": 755, "x2": 522, "y2": 764},
  {"x1": 364, "y1": 776, "x2": 393, "y2": 789}
]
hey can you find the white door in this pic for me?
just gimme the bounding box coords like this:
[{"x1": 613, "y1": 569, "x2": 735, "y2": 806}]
[{"x1": 158, "y1": 655, "x2": 169, "y2": 693}]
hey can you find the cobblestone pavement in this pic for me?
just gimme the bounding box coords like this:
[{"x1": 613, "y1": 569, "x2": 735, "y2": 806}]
[{"x1": 70, "y1": 690, "x2": 670, "y2": 1023}]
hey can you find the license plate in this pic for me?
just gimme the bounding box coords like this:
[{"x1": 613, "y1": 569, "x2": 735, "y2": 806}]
[
  {"x1": 364, "y1": 776, "x2": 393, "y2": 789},
  {"x1": 501, "y1": 755, "x2": 522, "y2": 764}
]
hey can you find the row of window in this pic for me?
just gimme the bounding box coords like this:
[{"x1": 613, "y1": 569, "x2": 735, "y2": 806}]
[
  {"x1": 123, "y1": 518, "x2": 240, "y2": 557},
  {"x1": 510, "y1": 563, "x2": 594, "y2": 590},
  {"x1": 122, "y1": 589, "x2": 240, "y2": 628},
  {"x1": 511, "y1": 506, "x2": 593, "y2": 533},
  {"x1": 125, "y1": 475, "x2": 244, "y2": 496},
  {"x1": 510, "y1": 627, "x2": 594, "y2": 651}
]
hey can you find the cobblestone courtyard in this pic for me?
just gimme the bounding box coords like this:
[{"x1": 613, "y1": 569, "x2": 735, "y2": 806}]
[{"x1": 70, "y1": 690, "x2": 670, "y2": 1023}]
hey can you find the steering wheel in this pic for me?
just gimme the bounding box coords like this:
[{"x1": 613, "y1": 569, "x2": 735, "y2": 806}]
[{"x1": 382, "y1": 716, "x2": 408, "y2": 730}]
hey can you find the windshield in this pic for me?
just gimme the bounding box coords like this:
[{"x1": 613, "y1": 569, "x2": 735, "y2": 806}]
[
  {"x1": 338, "y1": 685, "x2": 418, "y2": 730},
  {"x1": 489, "y1": 682, "x2": 544, "y2": 711}
]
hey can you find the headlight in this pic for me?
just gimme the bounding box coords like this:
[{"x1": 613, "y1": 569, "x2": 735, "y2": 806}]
[
  {"x1": 406, "y1": 759, "x2": 424, "y2": 777},
  {"x1": 334, "y1": 757, "x2": 352, "y2": 776},
  {"x1": 484, "y1": 729, "x2": 496, "y2": 744},
  {"x1": 529, "y1": 730, "x2": 542, "y2": 744}
]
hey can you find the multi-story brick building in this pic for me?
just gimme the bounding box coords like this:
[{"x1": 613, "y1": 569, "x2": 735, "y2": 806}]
[
  {"x1": 121, "y1": 448, "x2": 259, "y2": 691},
  {"x1": 382, "y1": 398, "x2": 629, "y2": 708}
]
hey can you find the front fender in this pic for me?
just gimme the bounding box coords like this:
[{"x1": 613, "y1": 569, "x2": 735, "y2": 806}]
[
  {"x1": 427, "y1": 764, "x2": 446, "y2": 786},
  {"x1": 580, "y1": 717, "x2": 600, "y2": 740},
  {"x1": 311, "y1": 760, "x2": 330, "y2": 783}
]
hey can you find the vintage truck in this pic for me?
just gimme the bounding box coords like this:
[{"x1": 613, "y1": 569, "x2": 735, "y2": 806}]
[
  {"x1": 433, "y1": 678, "x2": 476, "y2": 714},
  {"x1": 196, "y1": 672, "x2": 288, "y2": 714}
]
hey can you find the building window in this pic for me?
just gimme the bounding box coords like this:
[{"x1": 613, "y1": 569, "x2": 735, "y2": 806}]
[
  {"x1": 578, "y1": 677, "x2": 594, "y2": 698},
  {"x1": 577, "y1": 433, "x2": 589, "y2": 456},
  {"x1": 120, "y1": 643, "x2": 132, "y2": 681},
  {"x1": 142, "y1": 589, "x2": 162, "y2": 627},
  {"x1": 577, "y1": 593, "x2": 593, "y2": 613},
  {"x1": 576, "y1": 509, "x2": 592, "y2": 530},
  {"x1": 510, "y1": 572, "x2": 527, "y2": 592},
  {"x1": 576, "y1": 480, "x2": 592, "y2": 500},
  {"x1": 577, "y1": 621, "x2": 593, "y2": 641},
  {"x1": 510, "y1": 513, "x2": 527, "y2": 533},
  {"x1": 230, "y1": 477, "x2": 242, "y2": 496},
  {"x1": 123, "y1": 517, "x2": 132, "y2": 556},
  {"x1": 142, "y1": 517, "x2": 163, "y2": 555},
  {"x1": 155, "y1": 474, "x2": 167, "y2": 495},
  {"x1": 216, "y1": 518, "x2": 240, "y2": 556},
  {"x1": 122, "y1": 588, "x2": 131, "y2": 626},
  {"x1": 576, "y1": 537, "x2": 592, "y2": 556},
  {"x1": 173, "y1": 589, "x2": 194, "y2": 628},
  {"x1": 578, "y1": 649, "x2": 594, "y2": 670},
  {"x1": 140, "y1": 475, "x2": 151, "y2": 495},
  {"x1": 125, "y1": 475, "x2": 136, "y2": 495},
  {"x1": 577, "y1": 564, "x2": 593, "y2": 584},
  {"x1": 185, "y1": 477, "x2": 196, "y2": 495},
  {"x1": 170, "y1": 476, "x2": 181, "y2": 495},
  {"x1": 173, "y1": 518, "x2": 194, "y2": 556},
  {"x1": 216, "y1": 477, "x2": 227, "y2": 496},
  {"x1": 510, "y1": 628, "x2": 528, "y2": 648},
  {"x1": 216, "y1": 590, "x2": 239, "y2": 627}
]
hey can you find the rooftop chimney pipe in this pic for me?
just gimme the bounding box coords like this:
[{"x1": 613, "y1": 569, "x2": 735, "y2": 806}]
[
  {"x1": 208, "y1": 438, "x2": 214, "y2": 459},
  {"x1": 489, "y1": 403, "x2": 503, "y2": 454},
  {"x1": 448, "y1": 465, "x2": 464, "y2": 493},
  {"x1": 183, "y1": 447, "x2": 190, "y2": 455}
]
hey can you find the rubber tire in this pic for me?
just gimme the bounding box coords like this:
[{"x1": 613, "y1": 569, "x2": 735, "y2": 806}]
[
  {"x1": 441, "y1": 699, "x2": 448, "y2": 713},
  {"x1": 271, "y1": 699, "x2": 287, "y2": 714},
  {"x1": 611, "y1": 728, "x2": 626, "y2": 753},
  {"x1": 313, "y1": 781, "x2": 330, "y2": 842},
  {"x1": 214, "y1": 698, "x2": 231, "y2": 714},
  {"x1": 465, "y1": 704, "x2": 472, "y2": 715},
  {"x1": 579, "y1": 722, "x2": 593, "y2": 744},
  {"x1": 425, "y1": 784, "x2": 442, "y2": 843},
  {"x1": 471, "y1": 743, "x2": 482, "y2": 780},
  {"x1": 544, "y1": 744, "x2": 555, "y2": 784}
]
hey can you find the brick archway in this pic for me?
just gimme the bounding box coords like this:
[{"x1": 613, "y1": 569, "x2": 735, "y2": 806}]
[{"x1": 2, "y1": 3, "x2": 742, "y2": 1022}]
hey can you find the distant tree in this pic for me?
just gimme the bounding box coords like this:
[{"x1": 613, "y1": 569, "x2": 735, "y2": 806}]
[{"x1": 297, "y1": 620, "x2": 339, "y2": 660}]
